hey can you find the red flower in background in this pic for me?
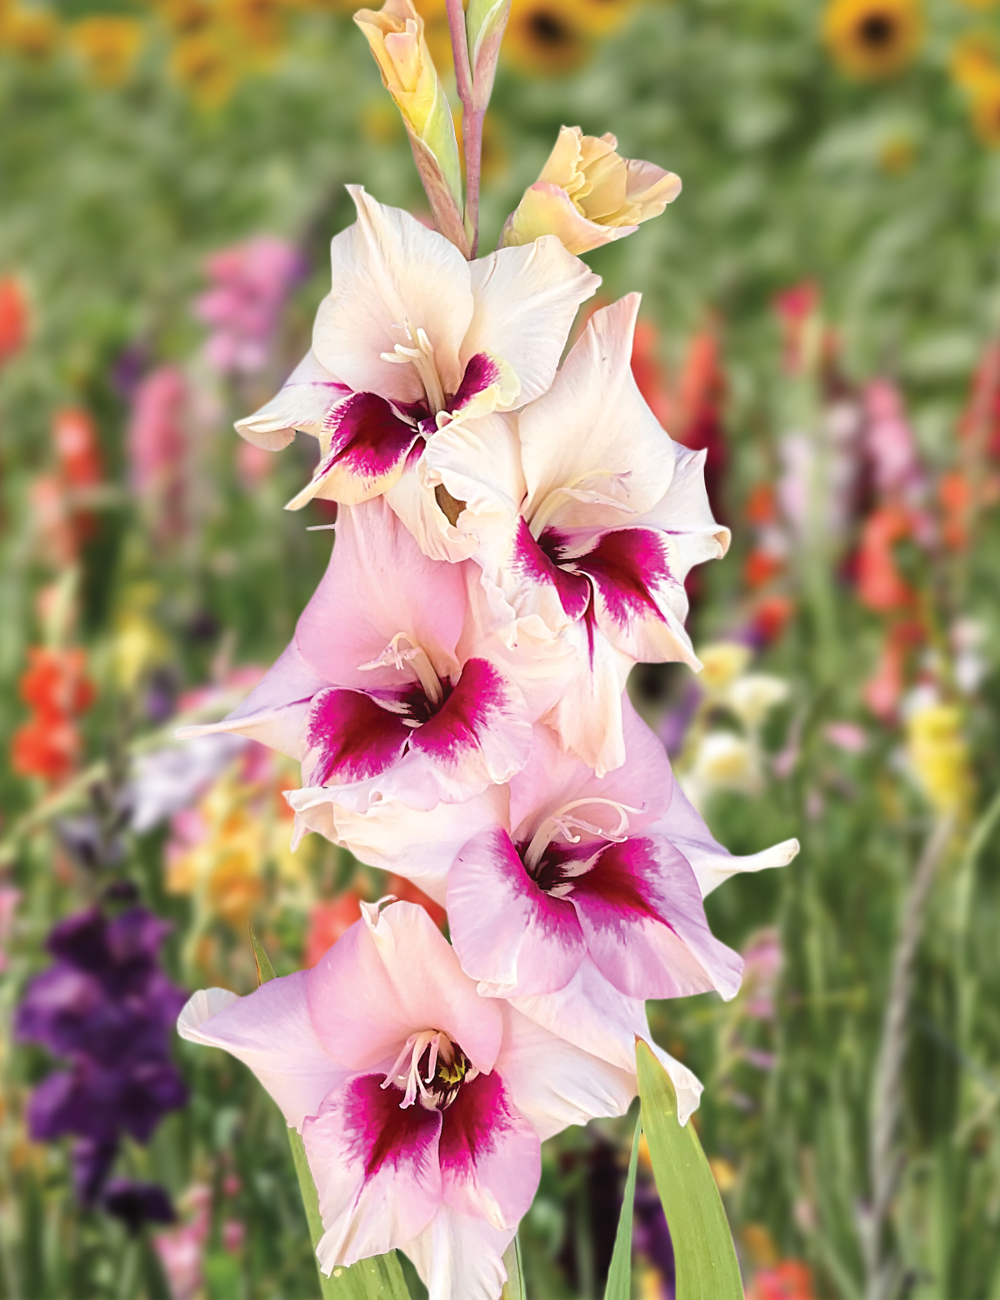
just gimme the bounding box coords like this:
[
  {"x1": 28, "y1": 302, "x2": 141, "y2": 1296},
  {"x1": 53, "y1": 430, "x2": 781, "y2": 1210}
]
[
  {"x1": 304, "y1": 878, "x2": 445, "y2": 968},
  {"x1": 53, "y1": 408, "x2": 103, "y2": 491},
  {"x1": 672, "y1": 326, "x2": 728, "y2": 523},
  {"x1": 11, "y1": 647, "x2": 94, "y2": 783},
  {"x1": 0, "y1": 276, "x2": 28, "y2": 366},
  {"x1": 749, "y1": 1260, "x2": 816, "y2": 1300},
  {"x1": 857, "y1": 505, "x2": 918, "y2": 614}
]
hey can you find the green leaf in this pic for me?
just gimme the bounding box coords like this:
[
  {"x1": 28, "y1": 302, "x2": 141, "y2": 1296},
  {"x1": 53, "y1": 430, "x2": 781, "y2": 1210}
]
[
  {"x1": 500, "y1": 1235, "x2": 525, "y2": 1300},
  {"x1": 635, "y1": 1041, "x2": 743, "y2": 1300},
  {"x1": 249, "y1": 927, "x2": 276, "y2": 985},
  {"x1": 604, "y1": 1115, "x2": 642, "y2": 1300},
  {"x1": 249, "y1": 932, "x2": 411, "y2": 1300}
]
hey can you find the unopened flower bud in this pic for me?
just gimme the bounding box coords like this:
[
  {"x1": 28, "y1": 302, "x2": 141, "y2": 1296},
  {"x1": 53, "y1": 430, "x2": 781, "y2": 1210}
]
[
  {"x1": 502, "y1": 125, "x2": 681, "y2": 255},
  {"x1": 354, "y1": 0, "x2": 467, "y2": 253}
]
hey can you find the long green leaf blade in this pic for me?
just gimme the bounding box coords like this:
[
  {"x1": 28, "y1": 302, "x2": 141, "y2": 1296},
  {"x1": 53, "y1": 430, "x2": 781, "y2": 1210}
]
[
  {"x1": 500, "y1": 1235, "x2": 525, "y2": 1300},
  {"x1": 604, "y1": 1115, "x2": 642, "y2": 1300},
  {"x1": 251, "y1": 932, "x2": 411, "y2": 1299},
  {"x1": 636, "y1": 1041, "x2": 743, "y2": 1300}
]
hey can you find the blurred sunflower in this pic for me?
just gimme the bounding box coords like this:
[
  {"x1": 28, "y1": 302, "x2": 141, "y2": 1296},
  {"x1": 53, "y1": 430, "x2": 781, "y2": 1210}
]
[
  {"x1": 574, "y1": 0, "x2": 636, "y2": 36},
  {"x1": 504, "y1": 0, "x2": 589, "y2": 75},
  {"x1": 169, "y1": 29, "x2": 241, "y2": 107},
  {"x1": 970, "y1": 69, "x2": 1000, "y2": 144},
  {"x1": 69, "y1": 16, "x2": 144, "y2": 87},
  {"x1": 156, "y1": 0, "x2": 214, "y2": 38},
  {"x1": 220, "y1": 0, "x2": 287, "y2": 57},
  {"x1": 822, "y1": 0, "x2": 923, "y2": 79},
  {"x1": 951, "y1": 30, "x2": 999, "y2": 91},
  {"x1": 0, "y1": 3, "x2": 60, "y2": 57}
]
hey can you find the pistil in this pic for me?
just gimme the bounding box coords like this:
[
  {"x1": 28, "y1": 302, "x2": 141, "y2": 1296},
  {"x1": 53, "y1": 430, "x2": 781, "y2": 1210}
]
[{"x1": 522, "y1": 796, "x2": 640, "y2": 874}]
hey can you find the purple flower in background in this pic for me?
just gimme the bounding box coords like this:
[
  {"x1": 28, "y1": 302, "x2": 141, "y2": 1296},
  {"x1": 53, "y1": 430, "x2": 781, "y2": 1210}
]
[
  {"x1": 195, "y1": 236, "x2": 305, "y2": 376},
  {"x1": 16, "y1": 905, "x2": 187, "y2": 1215}
]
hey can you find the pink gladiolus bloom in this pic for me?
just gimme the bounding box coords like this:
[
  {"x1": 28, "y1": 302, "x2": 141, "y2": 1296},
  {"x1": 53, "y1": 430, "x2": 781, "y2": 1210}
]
[
  {"x1": 195, "y1": 235, "x2": 304, "y2": 376},
  {"x1": 180, "y1": 499, "x2": 531, "y2": 885},
  {"x1": 0, "y1": 887, "x2": 21, "y2": 974},
  {"x1": 236, "y1": 188, "x2": 599, "y2": 553},
  {"x1": 178, "y1": 901, "x2": 635, "y2": 1298},
  {"x1": 448, "y1": 702, "x2": 797, "y2": 1010},
  {"x1": 864, "y1": 379, "x2": 925, "y2": 506},
  {"x1": 447, "y1": 703, "x2": 744, "y2": 1003},
  {"x1": 431, "y1": 295, "x2": 729, "y2": 774}
]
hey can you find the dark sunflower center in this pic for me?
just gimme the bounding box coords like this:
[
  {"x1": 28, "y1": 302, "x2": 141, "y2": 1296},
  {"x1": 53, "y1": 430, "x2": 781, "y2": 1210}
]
[
  {"x1": 858, "y1": 13, "x2": 896, "y2": 47},
  {"x1": 530, "y1": 11, "x2": 572, "y2": 46}
]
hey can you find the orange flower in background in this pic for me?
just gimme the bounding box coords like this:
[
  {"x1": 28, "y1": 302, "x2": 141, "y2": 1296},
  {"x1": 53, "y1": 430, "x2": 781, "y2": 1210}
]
[
  {"x1": 748, "y1": 1260, "x2": 816, "y2": 1300},
  {"x1": 0, "y1": 276, "x2": 28, "y2": 364},
  {"x1": 857, "y1": 504, "x2": 917, "y2": 613},
  {"x1": 630, "y1": 316, "x2": 671, "y2": 427},
  {"x1": 822, "y1": 0, "x2": 923, "y2": 79},
  {"x1": 69, "y1": 16, "x2": 144, "y2": 87},
  {"x1": 11, "y1": 647, "x2": 94, "y2": 783},
  {"x1": 384, "y1": 874, "x2": 447, "y2": 930},
  {"x1": 305, "y1": 893, "x2": 364, "y2": 967},
  {"x1": 0, "y1": 4, "x2": 60, "y2": 58}
]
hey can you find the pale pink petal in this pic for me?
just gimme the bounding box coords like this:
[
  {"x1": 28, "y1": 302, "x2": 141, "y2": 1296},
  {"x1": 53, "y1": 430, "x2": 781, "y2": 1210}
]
[
  {"x1": 464, "y1": 237, "x2": 600, "y2": 406},
  {"x1": 438, "y1": 1070, "x2": 539, "y2": 1227},
  {"x1": 307, "y1": 902, "x2": 503, "y2": 1076},
  {"x1": 448, "y1": 827, "x2": 586, "y2": 997},
  {"x1": 504, "y1": 182, "x2": 631, "y2": 257},
  {"x1": 286, "y1": 392, "x2": 420, "y2": 510},
  {"x1": 539, "y1": 623, "x2": 632, "y2": 776},
  {"x1": 404, "y1": 1207, "x2": 515, "y2": 1300},
  {"x1": 510, "y1": 697, "x2": 671, "y2": 840},
  {"x1": 635, "y1": 443, "x2": 731, "y2": 560},
  {"x1": 176, "y1": 978, "x2": 345, "y2": 1130},
  {"x1": 235, "y1": 351, "x2": 350, "y2": 450},
  {"x1": 296, "y1": 498, "x2": 467, "y2": 691},
  {"x1": 289, "y1": 785, "x2": 510, "y2": 905},
  {"x1": 655, "y1": 782, "x2": 800, "y2": 897},
  {"x1": 571, "y1": 836, "x2": 743, "y2": 1001},
  {"x1": 306, "y1": 1073, "x2": 442, "y2": 1272},
  {"x1": 174, "y1": 642, "x2": 325, "y2": 760},
  {"x1": 496, "y1": 1003, "x2": 636, "y2": 1141},
  {"x1": 313, "y1": 188, "x2": 473, "y2": 405},
  {"x1": 518, "y1": 296, "x2": 676, "y2": 532}
]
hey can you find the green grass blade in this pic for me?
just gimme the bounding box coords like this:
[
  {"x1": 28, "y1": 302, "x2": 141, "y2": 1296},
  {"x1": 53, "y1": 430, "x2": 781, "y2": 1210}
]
[
  {"x1": 604, "y1": 1114, "x2": 642, "y2": 1300},
  {"x1": 636, "y1": 1041, "x2": 743, "y2": 1300},
  {"x1": 251, "y1": 932, "x2": 411, "y2": 1299}
]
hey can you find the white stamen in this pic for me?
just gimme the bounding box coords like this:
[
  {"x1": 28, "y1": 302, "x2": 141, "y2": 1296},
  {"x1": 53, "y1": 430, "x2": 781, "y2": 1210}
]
[
  {"x1": 523, "y1": 797, "x2": 641, "y2": 873},
  {"x1": 381, "y1": 1030, "x2": 456, "y2": 1110},
  {"x1": 357, "y1": 632, "x2": 444, "y2": 708},
  {"x1": 380, "y1": 317, "x2": 447, "y2": 415}
]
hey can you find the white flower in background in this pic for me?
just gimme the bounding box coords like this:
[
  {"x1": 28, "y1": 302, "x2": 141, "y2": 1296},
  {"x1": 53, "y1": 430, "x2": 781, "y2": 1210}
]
[
  {"x1": 724, "y1": 673, "x2": 790, "y2": 732},
  {"x1": 681, "y1": 731, "x2": 763, "y2": 811}
]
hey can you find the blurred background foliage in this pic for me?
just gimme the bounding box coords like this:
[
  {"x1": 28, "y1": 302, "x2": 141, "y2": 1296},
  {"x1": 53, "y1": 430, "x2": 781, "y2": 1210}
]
[{"x1": 3, "y1": 0, "x2": 1000, "y2": 1297}]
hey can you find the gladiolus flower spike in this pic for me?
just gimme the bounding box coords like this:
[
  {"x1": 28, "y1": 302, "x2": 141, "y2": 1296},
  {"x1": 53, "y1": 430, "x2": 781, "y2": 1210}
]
[{"x1": 178, "y1": 8, "x2": 798, "y2": 1300}]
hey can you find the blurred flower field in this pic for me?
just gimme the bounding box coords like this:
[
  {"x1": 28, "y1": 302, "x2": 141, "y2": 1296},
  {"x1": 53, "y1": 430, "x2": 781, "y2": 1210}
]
[{"x1": 3, "y1": 0, "x2": 1000, "y2": 1296}]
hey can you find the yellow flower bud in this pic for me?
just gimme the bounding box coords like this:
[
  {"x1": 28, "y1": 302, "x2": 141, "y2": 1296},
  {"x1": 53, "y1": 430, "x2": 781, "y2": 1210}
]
[
  {"x1": 354, "y1": 0, "x2": 466, "y2": 251},
  {"x1": 501, "y1": 125, "x2": 680, "y2": 254}
]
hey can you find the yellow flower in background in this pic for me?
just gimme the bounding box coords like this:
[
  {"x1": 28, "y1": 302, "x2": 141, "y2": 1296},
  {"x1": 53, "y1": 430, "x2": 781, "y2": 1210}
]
[
  {"x1": 950, "y1": 30, "x2": 999, "y2": 90},
  {"x1": 906, "y1": 701, "x2": 974, "y2": 816},
  {"x1": 156, "y1": 0, "x2": 215, "y2": 38},
  {"x1": 70, "y1": 16, "x2": 144, "y2": 87},
  {"x1": 698, "y1": 641, "x2": 753, "y2": 694},
  {"x1": 502, "y1": 125, "x2": 680, "y2": 253},
  {"x1": 574, "y1": 0, "x2": 636, "y2": 36},
  {"x1": 0, "y1": 3, "x2": 60, "y2": 57},
  {"x1": 221, "y1": 0, "x2": 287, "y2": 55},
  {"x1": 169, "y1": 30, "x2": 240, "y2": 106},
  {"x1": 823, "y1": 0, "x2": 923, "y2": 79},
  {"x1": 878, "y1": 132, "x2": 916, "y2": 173},
  {"x1": 504, "y1": 0, "x2": 588, "y2": 75},
  {"x1": 971, "y1": 71, "x2": 1000, "y2": 143}
]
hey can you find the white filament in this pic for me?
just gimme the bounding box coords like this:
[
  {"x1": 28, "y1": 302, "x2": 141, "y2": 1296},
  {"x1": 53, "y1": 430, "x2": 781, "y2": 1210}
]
[
  {"x1": 380, "y1": 318, "x2": 447, "y2": 415},
  {"x1": 380, "y1": 1030, "x2": 478, "y2": 1111},
  {"x1": 357, "y1": 632, "x2": 444, "y2": 708}
]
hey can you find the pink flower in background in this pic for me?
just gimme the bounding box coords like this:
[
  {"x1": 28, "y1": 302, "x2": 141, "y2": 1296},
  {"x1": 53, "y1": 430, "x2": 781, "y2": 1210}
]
[
  {"x1": 127, "y1": 367, "x2": 187, "y2": 542},
  {"x1": 0, "y1": 887, "x2": 21, "y2": 973},
  {"x1": 864, "y1": 379, "x2": 925, "y2": 507},
  {"x1": 154, "y1": 1184, "x2": 211, "y2": 1300},
  {"x1": 196, "y1": 235, "x2": 304, "y2": 376},
  {"x1": 741, "y1": 928, "x2": 782, "y2": 1022},
  {"x1": 179, "y1": 900, "x2": 635, "y2": 1299}
]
